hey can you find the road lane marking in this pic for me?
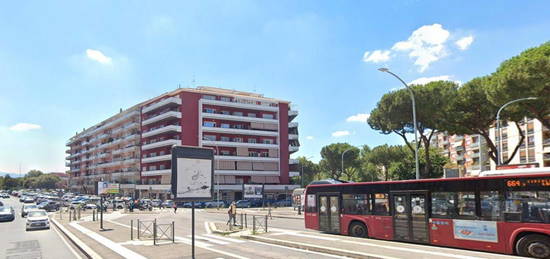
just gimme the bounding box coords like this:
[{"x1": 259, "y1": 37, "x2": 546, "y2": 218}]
[
  {"x1": 175, "y1": 236, "x2": 214, "y2": 247},
  {"x1": 341, "y1": 240, "x2": 490, "y2": 259},
  {"x1": 247, "y1": 240, "x2": 350, "y2": 258},
  {"x1": 284, "y1": 232, "x2": 340, "y2": 241},
  {"x1": 52, "y1": 221, "x2": 83, "y2": 259},
  {"x1": 189, "y1": 235, "x2": 230, "y2": 245},
  {"x1": 204, "y1": 234, "x2": 246, "y2": 243},
  {"x1": 70, "y1": 222, "x2": 147, "y2": 259},
  {"x1": 205, "y1": 222, "x2": 212, "y2": 234}
]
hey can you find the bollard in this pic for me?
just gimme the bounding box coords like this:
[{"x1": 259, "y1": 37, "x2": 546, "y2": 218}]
[
  {"x1": 69, "y1": 210, "x2": 71, "y2": 222},
  {"x1": 137, "y1": 219, "x2": 140, "y2": 239},
  {"x1": 172, "y1": 221, "x2": 175, "y2": 243},
  {"x1": 252, "y1": 216, "x2": 256, "y2": 234},
  {"x1": 244, "y1": 214, "x2": 247, "y2": 228},
  {"x1": 240, "y1": 213, "x2": 243, "y2": 229},
  {"x1": 131, "y1": 220, "x2": 133, "y2": 240},
  {"x1": 298, "y1": 205, "x2": 302, "y2": 215},
  {"x1": 153, "y1": 219, "x2": 157, "y2": 246},
  {"x1": 265, "y1": 215, "x2": 268, "y2": 233},
  {"x1": 78, "y1": 208, "x2": 81, "y2": 220}
]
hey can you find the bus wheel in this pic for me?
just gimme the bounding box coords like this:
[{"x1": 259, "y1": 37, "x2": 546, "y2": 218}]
[
  {"x1": 516, "y1": 234, "x2": 550, "y2": 258},
  {"x1": 349, "y1": 222, "x2": 368, "y2": 238}
]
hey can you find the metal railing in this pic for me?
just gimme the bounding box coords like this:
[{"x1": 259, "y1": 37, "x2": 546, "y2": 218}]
[{"x1": 131, "y1": 219, "x2": 175, "y2": 245}]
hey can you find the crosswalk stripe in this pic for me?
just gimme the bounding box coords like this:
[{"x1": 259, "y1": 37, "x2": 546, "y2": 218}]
[
  {"x1": 175, "y1": 236, "x2": 213, "y2": 247},
  {"x1": 204, "y1": 234, "x2": 246, "y2": 243},
  {"x1": 188, "y1": 235, "x2": 230, "y2": 245}
]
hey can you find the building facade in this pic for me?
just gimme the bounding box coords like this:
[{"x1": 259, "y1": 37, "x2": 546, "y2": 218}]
[
  {"x1": 66, "y1": 87, "x2": 300, "y2": 201},
  {"x1": 431, "y1": 132, "x2": 490, "y2": 176},
  {"x1": 489, "y1": 118, "x2": 550, "y2": 169}
]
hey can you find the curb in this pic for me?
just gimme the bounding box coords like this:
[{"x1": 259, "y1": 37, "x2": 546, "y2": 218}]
[
  {"x1": 50, "y1": 218, "x2": 103, "y2": 259},
  {"x1": 208, "y1": 221, "x2": 242, "y2": 235},
  {"x1": 241, "y1": 235, "x2": 382, "y2": 259},
  {"x1": 204, "y1": 210, "x2": 303, "y2": 220}
]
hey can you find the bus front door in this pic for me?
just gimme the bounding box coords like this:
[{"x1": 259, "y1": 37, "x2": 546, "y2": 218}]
[
  {"x1": 392, "y1": 192, "x2": 429, "y2": 243},
  {"x1": 318, "y1": 194, "x2": 340, "y2": 233}
]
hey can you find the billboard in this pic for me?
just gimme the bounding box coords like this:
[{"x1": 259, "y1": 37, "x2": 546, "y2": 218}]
[
  {"x1": 453, "y1": 220, "x2": 498, "y2": 243},
  {"x1": 97, "y1": 182, "x2": 120, "y2": 195},
  {"x1": 243, "y1": 184, "x2": 263, "y2": 199},
  {"x1": 171, "y1": 145, "x2": 214, "y2": 201}
]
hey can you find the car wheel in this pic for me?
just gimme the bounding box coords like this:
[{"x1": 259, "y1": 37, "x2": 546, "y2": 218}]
[
  {"x1": 349, "y1": 222, "x2": 368, "y2": 238},
  {"x1": 516, "y1": 234, "x2": 550, "y2": 258}
]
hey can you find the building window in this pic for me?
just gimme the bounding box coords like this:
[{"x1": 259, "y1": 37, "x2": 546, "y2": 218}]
[
  {"x1": 260, "y1": 152, "x2": 269, "y2": 157},
  {"x1": 248, "y1": 113, "x2": 256, "y2": 118},
  {"x1": 221, "y1": 110, "x2": 230, "y2": 115},
  {"x1": 220, "y1": 96, "x2": 231, "y2": 102},
  {"x1": 159, "y1": 164, "x2": 166, "y2": 170},
  {"x1": 159, "y1": 151, "x2": 165, "y2": 155},
  {"x1": 203, "y1": 121, "x2": 216, "y2": 127},
  {"x1": 220, "y1": 123, "x2": 230, "y2": 128},
  {"x1": 234, "y1": 124, "x2": 243, "y2": 129},
  {"x1": 203, "y1": 135, "x2": 216, "y2": 141},
  {"x1": 204, "y1": 108, "x2": 216, "y2": 113},
  {"x1": 248, "y1": 138, "x2": 257, "y2": 144},
  {"x1": 262, "y1": 114, "x2": 274, "y2": 119},
  {"x1": 249, "y1": 151, "x2": 258, "y2": 157},
  {"x1": 234, "y1": 137, "x2": 243, "y2": 143},
  {"x1": 203, "y1": 95, "x2": 216, "y2": 100},
  {"x1": 262, "y1": 139, "x2": 273, "y2": 144},
  {"x1": 233, "y1": 111, "x2": 243, "y2": 116},
  {"x1": 148, "y1": 166, "x2": 156, "y2": 171},
  {"x1": 221, "y1": 150, "x2": 230, "y2": 156},
  {"x1": 220, "y1": 136, "x2": 230, "y2": 142}
]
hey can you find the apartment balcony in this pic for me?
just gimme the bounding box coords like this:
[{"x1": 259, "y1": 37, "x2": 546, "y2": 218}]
[
  {"x1": 289, "y1": 134, "x2": 299, "y2": 140},
  {"x1": 101, "y1": 110, "x2": 140, "y2": 131},
  {"x1": 202, "y1": 140, "x2": 278, "y2": 149},
  {"x1": 456, "y1": 154, "x2": 464, "y2": 161},
  {"x1": 470, "y1": 152, "x2": 480, "y2": 158},
  {"x1": 289, "y1": 145, "x2": 299, "y2": 153},
  {"x1": 469, "y1": 164, "x2": 481, "y2": 170},
  {"x1": 469, "y1": 142, "x2": 479, "y2": 149},
  {"x1": 142, "y1": 139, "x2": 181, "y2": 150},
  {"x1": 543, "y1": 153, "x2": 550, "y2": 161},
  {"x1": 111, "y1": 171, "x2": 140, "y2": 177},
  {"x1": 289, "y1": 122, "x2": 298, "y2": 128},
  {"x1": 289, "y1": 158, "x2": 298, "y2": 164},
  {"x1": 112, "y1": 146, "x2": 140, "y2": 155},
  {"x1": 215, "y1": 170, "x2": 280, "y2": 176},
  {"x1": 142, "y1": 154, "x2": 171, "y2": 163},
  {"x1": 201, "y1": 112, "x2": 278, "y2": 124},
  {"x1": 142, "y1": 111, "x2": 182, "y2": 126},
  {"x1": 201, "y1": 98, "x2": 279, "y2": 112},
  {"x1": 110, "y1": 122, "x2": 139, "y2": 135},
  {"x1": 142, "y1": 96, "x2": 182, "y2": 114},
  {"x1": 289, "y1": 110, "x2": 298, "y2": 117},
  {"x1": 143, "y1": 125, "x2": 182, "y2": 138},
  {"x1": 202, "y1": 126, "x2": 278, "y2": 137},
  {"x1": 70, "y1": 168, "x2": 80, "y2": 173},
  {"x1": 214, "y1": 155, "x2": 279, "y2": 162},
  {"x1": 141, "y1": 169, "x2": 171, "y2": 177},
  {"x1": 455, "y1": 146, "x2": 465, "y2": 152}
]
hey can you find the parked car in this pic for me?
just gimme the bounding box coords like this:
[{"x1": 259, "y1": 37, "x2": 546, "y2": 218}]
[
  {"x1": 23, "y1": 197, "x2": 35, "y2": 203},
  {"x1": 151, "y1": 199, "x2": 162, "y2": 207},
  {"x1": 0, "y1": 193, "x2": 10, "y2": 198},
  {"x1": 69, "y1": 201, "x2": 84, "y2": 209},
  {"x1": 236, "y1": 200, "x2": 252, "y2": 208},
  {"x1": 37, "y1": 201, "x2": 60, "y2": 212},
  {"x1": 21, "y1": 204, "x2": 38, "y2": 217},
  {"x1": 205, "y1": 201, "x2": 226, "y2": 208},
  {"x1": 161, "y1": 200, "x2": 174, "y2": 208},
  {"x1": 84, "y1": 204, "x2": 97, "y2": 210},
  {"x1": 0, "y1": 206, "x2": 15, "y2": 222},
  {"x1": 274, "y1": 200, "x2": 292, "y2": 207},
  {"x1": 25, "y1": 210, "x2": 50, "y2": 231}
]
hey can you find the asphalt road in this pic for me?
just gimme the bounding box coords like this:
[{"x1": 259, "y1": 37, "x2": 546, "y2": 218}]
[{"x1": 0, "y1": 197, "x2": 83, "y2": 259}]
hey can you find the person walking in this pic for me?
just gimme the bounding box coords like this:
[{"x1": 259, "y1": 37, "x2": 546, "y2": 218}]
[
  {"x1": 172, "y1": 202, "x2": 177, "y2": 214},
  {"x1": 226, "y1": 201, "x2": 237, "y2": 225}
]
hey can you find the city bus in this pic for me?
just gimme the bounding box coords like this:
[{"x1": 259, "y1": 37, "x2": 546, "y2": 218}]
[{"x1": 304, "y1": 172, "x2": 550, "y2": 258}]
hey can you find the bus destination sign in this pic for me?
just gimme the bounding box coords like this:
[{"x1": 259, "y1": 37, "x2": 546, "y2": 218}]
[{"x1": 506, "y1": 178, "x2": 550, "y2": 188}]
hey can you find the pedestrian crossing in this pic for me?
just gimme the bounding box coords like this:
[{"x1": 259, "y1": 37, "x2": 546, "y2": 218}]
[{"x1": 176, "y1": 234, "x2": 246, "y2": 248}]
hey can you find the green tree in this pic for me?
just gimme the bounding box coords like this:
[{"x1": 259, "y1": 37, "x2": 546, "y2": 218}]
[
  {"x1": 319, "y1": 143, "x2": 360, "y2": 180},
  {"x1": 489, "y1": 41, "x2": 550, "y2": 129},
  {"x1": 26, "y1": 170, "x2": 43, "y2": 178},
  {"x1": 35, "y1": 174, "x2": 60, "y2": 189},
  {"x1": 368, "y1": 81, "x2": 458, "y2": 178},
  {"x1": 293, "y1": 156, "x2": 320, "y2": 187},
  {"x1": 365, "y1": 144, "x2": 406, "y2": 181},
  {"x1": 388, "y1": 148, "x2": 448, "y2": 180},
  {"x1": 0, "y1": 176, "x2": 4, "y2": 189},
  {"x1": 442, "y1": 76, "x2": 524, "y2": 164},
  {"x1": 3, "y1": 174, "x2": 20, "y2": 190}
]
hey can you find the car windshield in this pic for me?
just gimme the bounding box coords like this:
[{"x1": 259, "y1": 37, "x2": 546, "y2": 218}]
[
  {"x1": 25, "y1": 205, "x2": 38, "y2": 209},
  {"x1": 28, "y1": 211, "x2": 47, "y2": 217},
  {"x1": 0, "y1": 207, "x2": 11, "y2": 212}
]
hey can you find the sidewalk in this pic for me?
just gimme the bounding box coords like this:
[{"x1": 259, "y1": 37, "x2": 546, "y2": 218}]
[
  {"x1": 50, "y1": 211, "x2": 235, "y2": 259},
  {"x1": 204, "y1": 207, "x2": 304, "y2": 219}
]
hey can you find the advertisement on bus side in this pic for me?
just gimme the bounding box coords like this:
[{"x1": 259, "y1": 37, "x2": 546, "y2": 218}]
[{"x1": 453, "y1": 220, "x2": 498, "y2": 243}]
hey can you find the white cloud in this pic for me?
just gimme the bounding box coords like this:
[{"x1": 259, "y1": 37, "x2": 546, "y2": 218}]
[
  {"x1": 332, "y1": 130, "x2": 351, "y2": 137},
  {"x1": 362, "y1": 50, "x2": 391, "y2": 63},
  {"x1": 455, "y1": 36, "x2": 474, "y2": 50},
  {"x1": 346, "y1": 113, "x2": 370, "y2": 123},
  {"x1": 391, "y1": 24, "x2": 450, "y2": 72},
  {"x1": 409, "y1": 75, "x2": 451, "y2": 85},
  {"x1": 306, "y1": 136, "x2": 314, "y2": 140},
  {"x1": 9, "y1": 123, "x2": 42, "y2": 132},
  {"x1": 86, "y1": 49, "x2": 112, "y2": 64}
]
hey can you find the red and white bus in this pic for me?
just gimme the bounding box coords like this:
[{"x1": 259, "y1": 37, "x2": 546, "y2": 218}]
[{"x1": 304, "y1": 172, "x2": 550, "y2": 258}]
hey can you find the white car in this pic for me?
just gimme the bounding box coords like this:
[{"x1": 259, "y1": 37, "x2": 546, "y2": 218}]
[
  {"x1": 84, "y1": 203, "x2": 97, "y2": 210},
  {"x1": 21, "y1": 204, "x2": 38, "y2": 217},
  {"x1": 25, "y1": 210, "x2": 50, "y2": 231}
]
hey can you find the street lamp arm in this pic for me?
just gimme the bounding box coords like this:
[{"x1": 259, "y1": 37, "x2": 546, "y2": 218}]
[{"x1": 496, "y1": 97, "x2": 538, "y2": 120}]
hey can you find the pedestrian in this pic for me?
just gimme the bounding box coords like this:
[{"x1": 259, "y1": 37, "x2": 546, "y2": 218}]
[
  {"x1": 227, "y1": 201, "x2": 237, "y2": 225},
  {"x1": 173, "y1": 202, "x2": 177, "y2": 214}
]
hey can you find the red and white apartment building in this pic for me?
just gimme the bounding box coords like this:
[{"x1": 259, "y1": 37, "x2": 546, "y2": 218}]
[{"x1": 66, "y1": 87, "x2": 301, "y2": 200}]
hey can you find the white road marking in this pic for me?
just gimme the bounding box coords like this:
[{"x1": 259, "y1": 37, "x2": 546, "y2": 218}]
[
  {"x1": 341, "y1": 240, "x2": 490, "y2": 259},
  {"x1": 204, "y1": 234, "x2": 246, "y2": 243},
  {"x1": 70, "y1": 222, "x2": 147, "y2": 259},
  {"x1": 285, "y1": 232, "x2": 341, "y2": 241},
  {"x1": 205, "y1": 222, "x2": 212, "y2": 234},
  {"x1": 189, "y1": 235, "x2": 230, "y2": 245},
  {"x1": 174, "y1": 236, "x2": 213, "y2": 247},
  {"x1": 247, "y1": 240, "x2": 349, "y2": 258},
  {"x1": 52, "y1": 221, "x2": 83, "y2": 259}
]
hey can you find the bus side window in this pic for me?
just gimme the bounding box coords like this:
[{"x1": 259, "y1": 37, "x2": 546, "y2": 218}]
[
  {"x1": 372, "y1": 193, "x2": 389, "y2": 216},
  {"x1": 457, "y1": 192, "x2": 476, "y2": 218},
  {"x1": 480, "y1": 191, "x2": 504, "y2": 221},
  {"x1": 505, "y1": 191, "x2": 550, "y2": 223},
  {"x1": 342, "y1": 194, "x2": 369, "y2": 215},
  {"x1": 431, "y1": 192, "x2": 457, "y2": 218},
  {"x1": 306, "y1": 194, "x2": 316, "y2": 213}
]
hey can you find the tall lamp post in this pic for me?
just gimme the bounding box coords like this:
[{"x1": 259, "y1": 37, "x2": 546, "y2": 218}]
[
  {"x1": 341, "y1": 148, "x2": 353, "y2": 178},
  {"x1": 496, "y1": 97, "x2": 538, "y2": 166},
  {"x1": 378, "y1": 68, "x2": 420, "y2": 180},
  {"x1": 300, "y1": 156, "x2": 313, "y2": 187}
]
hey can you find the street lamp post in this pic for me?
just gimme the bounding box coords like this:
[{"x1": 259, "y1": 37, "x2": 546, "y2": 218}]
[
  {"x1": 300, "y1": 156, "x2": 313, "y2": 187},
  {"x1": 496, "y1": 97, "x2": 538, "y2": 166},
  {"x1": 378, "y1": 68, "x2": 420, "y2": 180},
  {"x1": 341, "y1": 149, "x2": 353, "y2": 178}
]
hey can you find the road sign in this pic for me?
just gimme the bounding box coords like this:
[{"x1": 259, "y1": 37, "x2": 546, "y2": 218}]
[
  {"x1": 96, "y1": 181, "x2": 120, "y2": 195},
  {"x1": 170, "y1": 145, "x2": 214, "y2": 201}
]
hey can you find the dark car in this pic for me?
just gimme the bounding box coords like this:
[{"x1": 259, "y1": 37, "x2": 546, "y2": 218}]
[
  {"x1": 0, "y1": 206, "x2": 15, "y2": 222},
  {"x1": 161, "y1": 200, "x2": 174, "y2": 208},
  {"x1": 274, "y1": 200, "x2": 292, "y2": 207},
  {"x1": 38, "y1": 201, "x2": 60, "y2": 212},
  {"x1": 236, "y1": 200, "x2": 251, "y2": 208}
]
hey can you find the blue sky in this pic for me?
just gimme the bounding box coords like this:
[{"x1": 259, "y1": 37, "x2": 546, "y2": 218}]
[{"x1": 1, "y1": 1, "x2": 549, "y2": 173}]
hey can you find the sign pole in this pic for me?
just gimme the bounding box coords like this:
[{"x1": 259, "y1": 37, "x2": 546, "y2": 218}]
[
  {"x1": 191, "y1": 201, "x2": 195, "y2": 259},
  {"x1": 100, "y1": 195, "x2": 104, "y2": 230}
]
